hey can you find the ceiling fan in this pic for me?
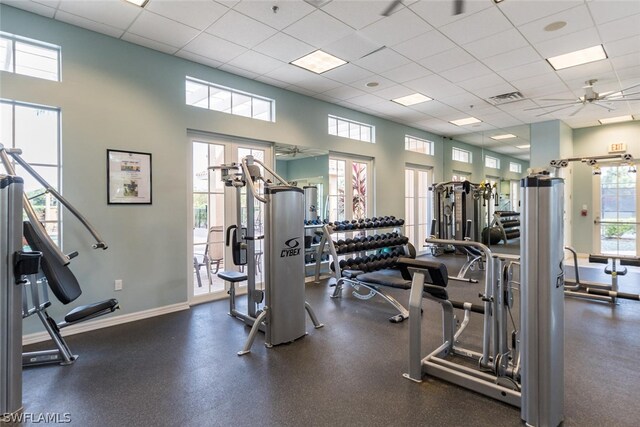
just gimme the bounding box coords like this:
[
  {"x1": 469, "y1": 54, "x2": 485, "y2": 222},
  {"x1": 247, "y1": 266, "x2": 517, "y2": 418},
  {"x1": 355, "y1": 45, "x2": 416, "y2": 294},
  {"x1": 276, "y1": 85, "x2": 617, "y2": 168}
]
[
  {"x1": 525, "y1": 79, "x2": 640, "y2": 117},
  {"x1": 381, "y1": 0, "x2": 465, "y2": 17},
  {"x1": 275, "y1": 145, "x2": 302, "y2": 157}
]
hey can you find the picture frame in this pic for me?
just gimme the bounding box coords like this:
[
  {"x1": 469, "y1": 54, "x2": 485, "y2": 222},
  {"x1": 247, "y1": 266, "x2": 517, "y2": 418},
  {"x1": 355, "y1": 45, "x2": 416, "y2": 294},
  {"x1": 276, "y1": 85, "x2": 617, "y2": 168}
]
[{"x1": 107, "y1": 149, "x2": 152, "y2": 204}]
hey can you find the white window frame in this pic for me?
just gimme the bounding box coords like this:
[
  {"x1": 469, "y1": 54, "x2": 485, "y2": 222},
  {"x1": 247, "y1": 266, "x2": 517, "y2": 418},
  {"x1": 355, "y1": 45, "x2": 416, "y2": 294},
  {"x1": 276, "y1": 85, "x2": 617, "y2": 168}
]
[
  {"x1": 1, "y1": 99, "x2": 61, "y2": 243},
  {"x1": 0, "y1": 31, "x2": 61, "y2": 81},
  {"x1": 328, "y1": 115, "x2": 375, "y2": 143},
  {"x1": 405, "y1": 135, "x2": 434, "y2": 156},
  {"x1": 485, "y1": 155, "x2": 500, "y2": 169},
  {"x1": 509, "y1": 162, "x2": 522, "y2": 173},
  {"x1": 328, "y1": 154, "x2": 373, "y2": 222},
  {"x1": 185, "y1": 76, "x2": 275, "y2": 122},
  {"x1": 405, "y1": 165, "x2": 433, "y2": 254},
  {"x1": 452, "y1": 147, "x2": 472, "y2": 163}
]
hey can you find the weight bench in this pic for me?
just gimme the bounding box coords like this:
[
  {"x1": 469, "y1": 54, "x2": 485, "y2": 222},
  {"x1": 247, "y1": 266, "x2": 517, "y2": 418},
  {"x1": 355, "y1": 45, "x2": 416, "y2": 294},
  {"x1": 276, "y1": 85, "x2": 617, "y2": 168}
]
[
  {"x1": 22, "y1": 221, "x2": 119, "y2": 366},
  {"x1": 333, "y1": 267, "x2": 412, "y2": 323}
]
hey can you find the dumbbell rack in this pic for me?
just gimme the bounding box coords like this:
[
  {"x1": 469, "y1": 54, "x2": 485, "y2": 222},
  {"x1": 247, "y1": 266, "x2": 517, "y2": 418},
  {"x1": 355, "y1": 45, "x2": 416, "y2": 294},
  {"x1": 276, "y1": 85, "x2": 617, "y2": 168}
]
[
  {"x1": 303, "y1": 221, "x2": 329, "y2": 269},
  {"x1": 313, "y1": 217, "x2": 407, "y2": 286},
  {"x1": 491, "y1": 211, "x2": 521, "y2": 243}
]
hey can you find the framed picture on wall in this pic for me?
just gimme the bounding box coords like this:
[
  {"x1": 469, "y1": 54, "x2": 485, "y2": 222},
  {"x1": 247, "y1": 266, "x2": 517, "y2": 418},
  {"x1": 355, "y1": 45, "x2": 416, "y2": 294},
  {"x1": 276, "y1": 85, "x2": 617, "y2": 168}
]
[{"x1": 107, "y1": 149, "x2": 152, "y2": 204}]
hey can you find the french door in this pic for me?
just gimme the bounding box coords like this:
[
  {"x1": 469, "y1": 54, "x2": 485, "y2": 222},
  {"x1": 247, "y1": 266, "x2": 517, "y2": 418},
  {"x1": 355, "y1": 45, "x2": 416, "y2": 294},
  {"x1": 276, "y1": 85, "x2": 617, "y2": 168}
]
[
  {"x1": 593, "y1": 166, "x2": 638, "y2": 256},
  {"x1": 327, "y1": 154, "x2": 372, "y2": 222},
  {"x1": 405, "y1": 165, "x2": 433, "y2": 254},
  {"x1": 190, "y1": 134, "x2": 271, "y2": 304}
]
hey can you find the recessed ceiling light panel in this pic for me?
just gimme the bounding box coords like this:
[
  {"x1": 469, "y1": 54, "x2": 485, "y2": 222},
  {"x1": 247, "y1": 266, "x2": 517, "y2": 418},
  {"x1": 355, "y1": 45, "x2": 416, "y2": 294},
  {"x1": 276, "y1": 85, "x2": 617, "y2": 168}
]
[
  {"x1": 450, "y1": 117, "x2": 481, "y2": 126},
  {"x1": 598, "y1": 115, "x2": 634, "y2": 125},
  {"x1": 392, "y1": 93, "x2": 433, "y2": 106},
  {"x1": 546, "y1": 45, "x2": 607, "y2": 70},
  {"x1": 491, "y1": 134, "x2": 517, "y2": 140},
  {"x1": 290, "y1": 50, "x2": 347, "y2": 74},
  {"x1": 124, "y1": 0, "x2": 149, "y2": 7}
]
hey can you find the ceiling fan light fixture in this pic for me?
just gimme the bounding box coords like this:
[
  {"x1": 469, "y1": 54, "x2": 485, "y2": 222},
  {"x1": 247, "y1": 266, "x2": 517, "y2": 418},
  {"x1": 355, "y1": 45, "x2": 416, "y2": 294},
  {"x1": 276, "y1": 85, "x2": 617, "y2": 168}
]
[
  {"x1": 123, "y1": 0, "x2": 149, "y2": 7},
  {"x1": 546, "y1": 45, "x2": 607, "y2": 71},
  {"x1": 516, "y1": 144, "x2": 530, "y2": 149},
  {"x1": 290, "y1": 50, "x2": 347, "y2": 74},
  {"x1": 598, "y1": 115, "x2": 634, "y2": 125},
  {"x1": 490, "y1": 134, "x2": 516, "y2": 140},
  {"x1": 450, "y1": 117, "x2": 481, "y2": 126},
  {"x1": 392, "y1": 93, "x2": 433, "y2": 106}
]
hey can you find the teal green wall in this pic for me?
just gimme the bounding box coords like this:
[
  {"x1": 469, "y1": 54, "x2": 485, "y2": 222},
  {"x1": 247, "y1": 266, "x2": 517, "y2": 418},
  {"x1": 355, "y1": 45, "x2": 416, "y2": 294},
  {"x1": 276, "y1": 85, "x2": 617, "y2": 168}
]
[
  {"x1": 0, "y1": 5, "x2": 529, "y2": 333},
  {"x1": 571, "y1": 121, "x2": 640, "y2": 253}
]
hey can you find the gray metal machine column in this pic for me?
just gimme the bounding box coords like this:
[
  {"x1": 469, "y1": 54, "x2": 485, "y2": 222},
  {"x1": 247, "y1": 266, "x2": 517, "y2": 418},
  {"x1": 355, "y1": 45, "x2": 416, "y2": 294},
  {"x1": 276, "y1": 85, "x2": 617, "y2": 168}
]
[
  {"x1": 520, "y1": 175, "x2": 564, "y2": 427},
  {"x1": 1, "y1": 175, "x2": 24, "y2": 419},
  {"x1": 264, "y1": 186, "x2": 307, "y2": 346}
]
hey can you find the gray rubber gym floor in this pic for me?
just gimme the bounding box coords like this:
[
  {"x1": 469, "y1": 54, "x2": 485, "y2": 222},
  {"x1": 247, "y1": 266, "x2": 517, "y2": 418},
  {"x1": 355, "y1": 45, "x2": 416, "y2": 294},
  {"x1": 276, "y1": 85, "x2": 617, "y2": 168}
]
[{"x1": 22, "y1": 246, "x2": 640, "y2": 427}]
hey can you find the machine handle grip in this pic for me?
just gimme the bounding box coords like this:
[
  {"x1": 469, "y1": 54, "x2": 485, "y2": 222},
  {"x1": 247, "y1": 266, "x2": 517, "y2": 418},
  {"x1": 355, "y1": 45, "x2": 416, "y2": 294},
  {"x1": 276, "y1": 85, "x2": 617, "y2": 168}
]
[{"x1": 225, "y1": 225, "x2": 237, "y2": 246}]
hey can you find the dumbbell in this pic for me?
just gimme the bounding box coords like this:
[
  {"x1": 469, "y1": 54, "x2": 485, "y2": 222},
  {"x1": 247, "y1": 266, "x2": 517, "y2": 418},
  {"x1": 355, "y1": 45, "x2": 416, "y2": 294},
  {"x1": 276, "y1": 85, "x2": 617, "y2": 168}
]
[
  {"x1": 354, "y1": 241, "x2": 364, "y2": 251},
  {"x1": 339, "y1": 260, "x2": 347, "y2": 270},
  {"x1": 346, "y1": 243, "x2": 356, "y2": 252}
]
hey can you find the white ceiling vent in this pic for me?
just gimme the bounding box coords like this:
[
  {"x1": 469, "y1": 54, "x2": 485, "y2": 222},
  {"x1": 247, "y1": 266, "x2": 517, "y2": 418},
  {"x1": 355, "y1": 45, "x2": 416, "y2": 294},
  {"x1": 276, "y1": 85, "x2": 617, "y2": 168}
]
[{"x1": 487, "y1": 91, "x2": 525, "y2": 105}]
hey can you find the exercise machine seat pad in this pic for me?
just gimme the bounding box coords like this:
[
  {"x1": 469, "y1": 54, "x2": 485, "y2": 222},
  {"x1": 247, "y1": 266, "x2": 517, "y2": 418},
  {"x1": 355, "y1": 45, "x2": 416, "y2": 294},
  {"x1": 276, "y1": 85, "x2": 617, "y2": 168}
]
[
  {"x1": 356, "y1": 269, "x2": 412, "y2": 289},
  {"x1": 64, "y1": 298, "x2": 119, "y2": 323},
  {"x1": 395, "y1": 257, "x2": 449, "y2": 287},
  {"x1": 23, "y1": 221, "x2": 82, "y2": 304},
  {"x1": 217, "y1": 271, "x2": 248, "y2": 283},
  {"x1": 341, "y1": 270, "x2": 364, "y2": 279}
]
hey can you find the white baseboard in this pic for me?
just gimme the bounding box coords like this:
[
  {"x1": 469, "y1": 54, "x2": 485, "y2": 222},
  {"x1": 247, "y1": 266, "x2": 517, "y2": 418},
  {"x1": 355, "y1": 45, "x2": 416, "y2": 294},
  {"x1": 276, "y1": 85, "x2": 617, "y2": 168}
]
[{"x1": 23, "y1": 301, "x2": 190, "y2": 346}]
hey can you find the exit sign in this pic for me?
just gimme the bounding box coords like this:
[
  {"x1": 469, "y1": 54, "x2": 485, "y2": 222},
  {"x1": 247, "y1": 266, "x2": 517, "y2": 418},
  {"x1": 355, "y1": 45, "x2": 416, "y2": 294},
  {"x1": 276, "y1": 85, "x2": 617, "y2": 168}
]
[{"x1": 609, "y1": 143, "x2": 626, "y2": 153}]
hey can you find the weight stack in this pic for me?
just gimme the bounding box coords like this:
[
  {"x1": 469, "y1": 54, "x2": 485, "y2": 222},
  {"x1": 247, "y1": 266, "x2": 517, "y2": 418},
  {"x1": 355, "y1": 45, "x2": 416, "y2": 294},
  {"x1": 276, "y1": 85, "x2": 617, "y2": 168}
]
[
  {"x1": 520, "y1": 176, "x2": 564, "y2": 427},
  {"x1": 264, "y1": 186, "x2": 307, "y2": 346}
]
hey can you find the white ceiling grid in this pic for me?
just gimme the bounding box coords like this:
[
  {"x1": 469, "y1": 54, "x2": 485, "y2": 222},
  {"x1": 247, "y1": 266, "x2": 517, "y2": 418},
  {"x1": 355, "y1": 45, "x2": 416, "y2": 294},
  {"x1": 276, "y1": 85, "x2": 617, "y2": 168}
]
[{"x1": 2, "y1": 0, "x2": 640, "y2": 159}]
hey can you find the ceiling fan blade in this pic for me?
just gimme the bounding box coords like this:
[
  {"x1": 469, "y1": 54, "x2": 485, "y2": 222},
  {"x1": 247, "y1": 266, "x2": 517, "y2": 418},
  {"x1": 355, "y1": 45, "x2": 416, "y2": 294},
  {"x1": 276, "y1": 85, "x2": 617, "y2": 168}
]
[
  {"x1": 599, "y1": 99, "x2": 640, "y2": 102},
  {"x1": 569, "y1": 104, "x2": 587, "y2": 117},
  {"x1": 592, "y1": 102, "x2": 616, "y2": 111},
  {"x1": 605, "y1": 82, "x2": 640, "y2": 98},
  {"x1": 607, "y1": 91, "x2": 640, "y2": 99},
  {"x1": 537, "y1": 98, "x2": 578, "y2": 102},
  {"x1": 381, "y1": 0, "x2": 402, "y2": 16},
  {"x1": 453, "y1": 0, "x2": 465, "y2": 15},
  {"x1": 524, "y1": 101, "x2": 579, "y2": 111}
]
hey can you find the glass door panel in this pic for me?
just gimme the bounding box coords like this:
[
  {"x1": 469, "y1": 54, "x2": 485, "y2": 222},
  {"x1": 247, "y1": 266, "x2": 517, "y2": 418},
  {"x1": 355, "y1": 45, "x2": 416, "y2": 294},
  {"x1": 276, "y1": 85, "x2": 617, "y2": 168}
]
[
  {"x1": 405, "y1": 166, "x2": 432, "y2": 254},
  {"x1": 598, "y1": 166, "x2": 637, "y2": 256}
]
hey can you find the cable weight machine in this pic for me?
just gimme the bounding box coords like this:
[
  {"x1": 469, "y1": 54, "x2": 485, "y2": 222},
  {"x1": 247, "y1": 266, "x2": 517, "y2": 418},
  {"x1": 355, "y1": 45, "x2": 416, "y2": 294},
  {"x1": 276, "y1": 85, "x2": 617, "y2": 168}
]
[{"x1": 213, "y1": 156, "x2": 323, "y2": 356}]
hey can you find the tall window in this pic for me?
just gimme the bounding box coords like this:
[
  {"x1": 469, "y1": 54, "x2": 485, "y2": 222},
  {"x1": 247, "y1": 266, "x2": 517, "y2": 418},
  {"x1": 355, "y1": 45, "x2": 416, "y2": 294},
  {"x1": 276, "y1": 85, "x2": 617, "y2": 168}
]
[
  {"x1": 597, "y1": 166, "x2": 637, "y2": 256},
  {"x1": 1, "y1": 100, "x2": 61, "y2": 243},
  {"x1": 405, "y1": 135, "x2": 434, "y2": 155},
  {"x1": 185, "y1": 77, "x2": 275, "y2": 122},
  {"x1": 452, "y1": 147, "x2": 472, "y2": 163},
  {"x1": 328, "y1": 115, "x2": 374, "y2": 143},
  {"x1": 0, "y1": 32, "x2": 61, "y2": 81},
  {"x1": 328, "y1": 155, "x2": 371, "y2": 222},
  {"x1": 485, "y1": 155, "x2": 500, "y2": 169},
  {"x1": 405, "y1": 166, "x2": 432, "y2": 252}
]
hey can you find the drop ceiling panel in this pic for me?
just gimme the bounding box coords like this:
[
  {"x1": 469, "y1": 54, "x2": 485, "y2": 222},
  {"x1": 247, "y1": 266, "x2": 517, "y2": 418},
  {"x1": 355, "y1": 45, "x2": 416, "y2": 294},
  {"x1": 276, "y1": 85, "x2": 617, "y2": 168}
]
[
  {"x1": 176, "y1": 50, "x2": 223, "y2": 69},
  {"x1": 359, "y1": 7, "x2": 432, "y2": 46},
  {"x1": 322, "y1": 86, "x2": 368, "y2": 101},
  {"x1": 181, "y1": 32, "x2": 246, "y2": 63},
  {"x1": 409, "y1": 0, "x2": 492, "y2": 29},
  {"x1": 232, "y1": 0, "x2": 315, "y2": 30},
  {"x1": 597, "y1": 14, "x2": 640, "y2": 43},
  {"x1": 253, "y1": 32, "x2": 314, "y2": 63},
  {"x1": 439, "y1": 6, "x2": 513, "y2": 46},
  {"x1": 290, "y1": 74, "x2": 342, "y2": 93},
  {"x1": 349, "y1": 75, "x2": 396, "y2": 93},
  {"x1": 518, "y1": 5, "x2": 594, "y2": 45},
  {"x1": 145, "y1": 0, "x2": 228, "y2": 31},
  {"x1": 283, "y1": 10, "x2": 354, "y2": 47},
  {"x1": 497, "y1": 60, "x2": 554, "y2": 82},
  {"x1": 391, "y1": 30, "x2": 457, "y2": 61},
  {"x1": 457, "y1": 72, "x2": 509, "y2": 92},
  {"x1": 226, "y1": 50, "x2": 283, "y2": 75},
  {"x1": 604, "y1": 35, "x2": 640, "y2": 58},
  {"x1": 532, "y1": 27, "x2": 602, "y2": 58},
  {"x1": 371, "y1": 84, "x2": 415, "y2": 100},
  {"x1": 419, "y1": 47, "x2": 475, "y2": 73},
  {"x1": 55, "y1": 10, "x2": 124, "y2": 38},
  {"x1": 555, "y1": 59, "x2": 613, "y2": 82},
  {"x1": 323, "y1": 33, "x2": 382, "y2": 63},
  {"x1": 354, "y1": 48, "x2": 411, "y2": 74},
  {"x1": 321, "y1": 0, "x2": 385, "y2": 30},
  {"x1": 57, "y1": 0, "x2": 141, "y2": 29},
  {"x1": 381, "y1": 62, "x2": 431, "y2": 84},
  {"x1": 127, "y1": 11, "x2": 200, "y2": 48},
  {"x1": 441, "y1": 91, "x2": 488, "y2": 110},
  {"x1": 483, "y1": 46, "x2": 542, "y2": 72},
  {"x1": 497, "y1": 0, "x2": 582, "y2": 26},
  {"x1": 264, "y1": 64, "x2": 317, "y2": 85},
  {"x1": 462, "y1": 28, "x2": 529, "y2": 60},
  {"x1": 219, "y1": 63, "x2": 260, "y2": 80},
  {"x1": 121, "y1": 32, "x2": 177, "y2": 55},
  {"x1": 344, "y1": 93, "x2": 385, "y2": 108},
  {"x1": 3, "y1": 0, "x2": 55, "y2": 18},
  {"x1": 205, "y1": 10, "x2": 278, "y2": 48},
  {"x1": 322, "y1": 64, "x2": 374, "y2": 84},
  {"x1": 439, "y1": 61, "x2": 493, "y2": 84},
  {"x1": 587, "y1": 0, "x2": 640, "y2": 25}
]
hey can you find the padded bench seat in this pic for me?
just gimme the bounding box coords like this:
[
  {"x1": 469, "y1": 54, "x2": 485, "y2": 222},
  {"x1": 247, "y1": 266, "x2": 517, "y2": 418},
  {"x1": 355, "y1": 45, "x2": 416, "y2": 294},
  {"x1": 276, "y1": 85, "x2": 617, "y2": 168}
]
[
  {"x1": 356, "y1": 269, "x2": 412, "y2": 289},
  {"x1": 217, "y1": 271, "x2": 248, "y2": 282},
  {"x1": 64, "y1": 298, "x2": 119, "y2": 323}
]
